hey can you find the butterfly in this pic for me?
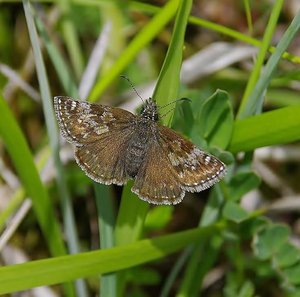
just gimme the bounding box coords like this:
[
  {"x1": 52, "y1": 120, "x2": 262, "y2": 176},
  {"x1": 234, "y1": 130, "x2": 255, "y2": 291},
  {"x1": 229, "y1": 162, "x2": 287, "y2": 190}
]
[{"x1": 54, "y1": 96, "x2": 226, "y2": 205}]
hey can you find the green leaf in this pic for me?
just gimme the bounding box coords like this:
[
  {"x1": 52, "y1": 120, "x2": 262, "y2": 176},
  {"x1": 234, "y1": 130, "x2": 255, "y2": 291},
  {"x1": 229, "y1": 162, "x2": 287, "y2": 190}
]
[
  {"x1": 275, "y1": 243, "x2": 300, "y2": 269},
  {"x1": 222, "y1": 201, "x2": 249, "y2": 223},
  {"x1": 115, "y1": 182, "x2": 149, "y2": 246},
  {"x1": 0, "y1": 225, "x2": 216, "y2": 295},
  {"x1": 178, "y1": 234, "x2": 223, "y2": 296},
  {"x1": 115, "y1": 0, "x2": 192, "y2": 245},
  {"x1": 94, "y1": 183, "x2": 116, "y2": 297},
  {"x1": 114, "y1": 182, "x2": 150, "y2": 297},
  {"x1": 226, "y1": 171, "x2": 260, "y2": 202},
  {"x1": 115, "y1": 2, "x2": 192, "y2": 294},
  {"x1": 284, "y1": 263, "x2": 300, "y2": 285},
  {"x1": 126, "y1": 267, "x2": 161, "y2": 285},
  {"x1": 153, "y1": 0, "x2": 192, "y2": 118},
  {"x1": 172, "y1": 99, "x2": 195, "y2": 136},
  {"x1": 23, "y1": 2, "x2": 82, "y2": 294},
  {"x1": 225, "y1": 275, "x2": 255, "y2": 297},
  {"x1": 0, "y1": 94, "x2": 66, "y2": 257},
  {"x1": 239, "y1": 217, "x2": 269, "y2": 240},
  {"x1": 144, "y1": 206, "x2": 174, "y2": 231},
  {"x1": 196, "y1": 89, "x2": 233, "y2": 149},
  {"x1": 238, "y1": 280, "x2": 255, "y2": 297},
  {"x1": 35, "y1": 14, "x2": 78, "y2": 97},
  {"x1": 253, "y1": 224, "x2": 290, "y2": 260},
  {"x1": 287, "y1": 288, "x2": 300, "y2": 297},
  {"x1": 229, "y1": 105, "x2": 300, "y2": 153},
  {"x1": 200, "y1": 185, "x2": 224, "y2": 226}
]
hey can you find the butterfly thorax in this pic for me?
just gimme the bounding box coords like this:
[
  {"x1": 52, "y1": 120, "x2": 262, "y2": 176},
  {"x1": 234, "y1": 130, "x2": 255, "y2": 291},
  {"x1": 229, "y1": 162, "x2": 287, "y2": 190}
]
[
  {"x1": 124, "y1": 109, "x2": 158, "y2": 178},
  {"x1": 140, "y1": 98, "x2": 159, "y2": 122}
]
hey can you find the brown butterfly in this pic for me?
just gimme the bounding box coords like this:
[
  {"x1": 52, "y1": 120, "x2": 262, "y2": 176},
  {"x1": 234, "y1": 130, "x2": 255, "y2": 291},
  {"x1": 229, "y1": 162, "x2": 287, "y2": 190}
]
[{"x1": 54, "y1": 96, "x2": 226, "y2": 205}]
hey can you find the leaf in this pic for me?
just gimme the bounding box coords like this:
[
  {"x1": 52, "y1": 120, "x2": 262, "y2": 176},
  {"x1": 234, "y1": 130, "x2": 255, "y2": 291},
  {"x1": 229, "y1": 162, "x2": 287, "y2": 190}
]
[
  {"x1": 172, "y1": 99, "x2": 195, "y2": 136},
  {"x1": 239, "y1": 217, "x2": 269, "y2": 240},
  {"x1": 229, "y1": 105, "x2": 300, "y2": 153},
  {"x1": 284, "y1": 263, "x2": 300, "y2": 285},
  {"x1": 238, "y1": 280, "x2": 255, "y2": 297},
  {"x1": 222, "y1": 201, "x2": 249, "y2": 223},
  {"x1": 287, "y1": 288, "x2": 300, "y2": 297},
  {"x1": 115, "y1": 1, "x2": 192, "y2": 294},
  {"x1": 126, "y1": 267, "x2": 161, "y2": 285},
  {"x1": 144, "y1": 206, "x2": 174, "y2": 231},
  {"x1": 195, "y1": 89, "x2": 233, "y2": 149},
  {"x1": 253, "y1": 224, "x2": 290, "y2": 260},
  {"x1": 226, "y1": 171, "x2": 261, "y2": 202},
  {"x1": 0, "y1": 225, "x2": 216, "y2": 294},
  {"x1": 275, "y1": 243, "x2": 300, "y2": 269},
  {"x1": 224, "y1": 274, "x2": 255, "y2": 297},
  {"x1": 0, "y1": 94, "x2": 66, "y2": 257}
]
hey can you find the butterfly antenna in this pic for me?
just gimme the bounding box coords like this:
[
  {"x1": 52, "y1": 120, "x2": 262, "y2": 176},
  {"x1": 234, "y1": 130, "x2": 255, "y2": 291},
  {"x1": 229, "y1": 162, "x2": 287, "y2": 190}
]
[
  {"x1": 160, "y1": 107, "x2": 177, "y2": 119},
  {"x1": 120, "y1": 75, "x2": 145, "y2": 103},
  {"x1": 158, "y1": 97, "x2": 191, "y2": 110}
]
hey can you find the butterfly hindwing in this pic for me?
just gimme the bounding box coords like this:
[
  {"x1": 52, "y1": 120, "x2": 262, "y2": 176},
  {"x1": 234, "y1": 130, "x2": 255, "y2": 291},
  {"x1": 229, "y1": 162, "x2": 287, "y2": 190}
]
[
  {"x1": 74, "y1": 128, "x2": 134, "y2": 185},
  {"x1": 132, "y1": 140, "x2": 184, "y2": 205},
  {"x1": 158, "y1": 125, "x2": 226, "y2": 192}
]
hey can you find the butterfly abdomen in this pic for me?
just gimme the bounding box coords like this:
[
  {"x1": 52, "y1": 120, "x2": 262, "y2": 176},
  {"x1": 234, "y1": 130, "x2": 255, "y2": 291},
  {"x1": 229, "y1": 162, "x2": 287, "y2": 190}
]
[
  {"x1": 125, "y1": 144, "x2": 147, "y2": 178},
  {"x1": 124, "y1": 123, "x2": 153, "y2": 178}
]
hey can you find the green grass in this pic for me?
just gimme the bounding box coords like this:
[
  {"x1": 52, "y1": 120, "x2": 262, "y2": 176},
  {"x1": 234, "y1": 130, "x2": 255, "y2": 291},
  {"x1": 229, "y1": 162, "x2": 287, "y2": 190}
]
[
  {"x1": 0, "y1": 225, "x2": 217, "y2": 294},
  {"x1": 0, "y1": 94, "x2": 66, "y2": 257}
]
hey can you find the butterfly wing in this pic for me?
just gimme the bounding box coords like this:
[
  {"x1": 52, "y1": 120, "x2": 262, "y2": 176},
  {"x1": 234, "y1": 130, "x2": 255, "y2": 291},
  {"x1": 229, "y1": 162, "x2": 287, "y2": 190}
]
[
  {"x1": 54, "y1": 96, "x2": 135, "y2": 145},
  {"x1": 132, "y1": 140, "x2": 184, "y2": 205},
  {"x1": 74, "y1": 131, "x2": 132, "y2": 185},
  {"x1": 54, "y1": 96, "x2": 136, "y2": 185},
  {"x1": 158, "y1": 125, "x2": 226, "y2": 193}
]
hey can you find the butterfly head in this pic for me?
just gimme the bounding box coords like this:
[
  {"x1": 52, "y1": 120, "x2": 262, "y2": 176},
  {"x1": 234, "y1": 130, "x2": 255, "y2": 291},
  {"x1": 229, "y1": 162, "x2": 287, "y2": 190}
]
[{"x1": 140, "y1": 98, "x2": 159, "y2": 122}]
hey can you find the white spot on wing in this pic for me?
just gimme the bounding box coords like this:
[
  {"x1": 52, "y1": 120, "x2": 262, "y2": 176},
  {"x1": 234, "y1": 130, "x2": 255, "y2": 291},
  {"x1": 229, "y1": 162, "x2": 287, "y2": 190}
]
[{"x1": 204, "y1": 155, "x2": 211, "y2": 165}]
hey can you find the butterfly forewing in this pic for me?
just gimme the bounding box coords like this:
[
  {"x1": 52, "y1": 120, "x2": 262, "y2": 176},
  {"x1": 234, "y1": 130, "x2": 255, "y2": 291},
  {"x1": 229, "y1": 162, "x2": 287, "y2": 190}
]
[
  {"x1": 54, "y1": 96, "x2": 135, "y2": 145},
  {"x1": 158, "y1": 125, "x2": 226, "y2": 192},
  {"x1": 54, "y1": 96, "x2": 136, "y2": 185}
]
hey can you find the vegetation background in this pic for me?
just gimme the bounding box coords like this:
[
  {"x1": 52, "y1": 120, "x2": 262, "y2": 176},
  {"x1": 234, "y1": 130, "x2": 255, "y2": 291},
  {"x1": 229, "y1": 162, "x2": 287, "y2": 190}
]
[{"x1": 0, "y1": 0, "x2": 300, "y2": 296}]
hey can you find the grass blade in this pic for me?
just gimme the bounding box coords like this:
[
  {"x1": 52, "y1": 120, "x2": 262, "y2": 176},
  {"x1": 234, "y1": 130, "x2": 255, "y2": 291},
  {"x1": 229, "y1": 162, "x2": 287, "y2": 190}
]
[
  {"x1": 0, "y1": 225, "x2": 217, "y2": 295},
  {"x1": 229, "y1": 105, "x2": 300, "y2": 153},
  {"x1": 0, "y1": 94, "x2": 66, "y2": 256},
  {"x1": 35, "y1": 13, "x2": 78, "y2": 97},
  {"x1": 128, "y1": 2, "x2": 300, "y2": 63},
  {"x1": 94, "y1": 183, "x2": 117, "y2": 297},
  {"x1": 237, "y1": 0, "x2": 285, "y2": 119},
  {"x1": 23, "y1": 1, "x2": 87, "y2": 295},
  {"x1": 115, "y1": 1, "x2": 192, "y2": 295},
  {"x1": 237, "y1": 8, "x2": 300, "y2": 119},
  {"x1": 89, "y1": 0, "x2": 179, "y2": 101},
  {"x1": 57, "y1": 0, "x2": 84, "y2": 80}
]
